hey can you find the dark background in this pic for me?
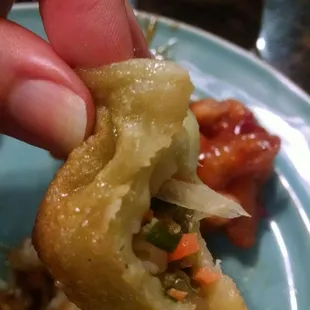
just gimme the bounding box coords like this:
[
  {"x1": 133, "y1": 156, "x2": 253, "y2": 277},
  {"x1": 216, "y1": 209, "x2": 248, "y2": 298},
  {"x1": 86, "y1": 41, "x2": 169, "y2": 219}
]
[
  {"x1": 16, "y1": 0, "x2": 310, "y2": 94},
  {"x1": 138, "y1": 0, "x2": 310, "y2": 94}
]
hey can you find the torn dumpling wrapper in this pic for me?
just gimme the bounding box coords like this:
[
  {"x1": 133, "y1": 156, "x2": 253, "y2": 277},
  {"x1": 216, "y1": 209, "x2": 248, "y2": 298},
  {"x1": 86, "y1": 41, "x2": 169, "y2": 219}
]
[{"x1": 33, "y1": 59, "x2": 247, "y2": 310}]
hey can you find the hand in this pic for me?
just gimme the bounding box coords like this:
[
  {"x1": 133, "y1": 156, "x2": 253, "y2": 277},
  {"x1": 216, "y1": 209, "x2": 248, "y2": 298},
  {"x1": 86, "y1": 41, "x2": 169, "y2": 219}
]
[{"x1": 0, "y1": 0, "x2": 149, "y2": 156}]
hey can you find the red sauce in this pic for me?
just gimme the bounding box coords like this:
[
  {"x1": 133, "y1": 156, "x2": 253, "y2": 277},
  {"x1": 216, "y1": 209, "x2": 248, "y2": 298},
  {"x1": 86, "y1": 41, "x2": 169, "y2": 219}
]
[{"x1": 191, "y1": 99, "x2": 281, "y2": 248}]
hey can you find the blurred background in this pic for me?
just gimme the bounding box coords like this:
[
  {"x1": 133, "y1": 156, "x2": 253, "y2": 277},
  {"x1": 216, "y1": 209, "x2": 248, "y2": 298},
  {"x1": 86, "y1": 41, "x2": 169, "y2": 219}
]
[{"x1": 15, "y1": 0, "x2": 310, "y2": 94}]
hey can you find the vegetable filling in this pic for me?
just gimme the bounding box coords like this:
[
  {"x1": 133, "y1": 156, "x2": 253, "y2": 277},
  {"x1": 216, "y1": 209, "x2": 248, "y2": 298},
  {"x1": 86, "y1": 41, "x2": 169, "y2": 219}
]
[{"x1": 133, "y1": 199, "x2": 220, "y2": 302}]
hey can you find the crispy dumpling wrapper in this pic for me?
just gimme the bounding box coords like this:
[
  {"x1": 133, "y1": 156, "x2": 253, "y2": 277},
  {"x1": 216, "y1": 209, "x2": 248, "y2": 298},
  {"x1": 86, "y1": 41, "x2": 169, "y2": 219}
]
[{"x1": 33, "y1": 59, "x2": 247, "y2": 310}]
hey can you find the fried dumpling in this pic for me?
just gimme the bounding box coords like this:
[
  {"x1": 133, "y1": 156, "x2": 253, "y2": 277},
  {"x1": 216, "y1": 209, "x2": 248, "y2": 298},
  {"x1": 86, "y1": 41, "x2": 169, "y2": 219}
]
[{"x1": 33, "y1": 59, "x2": 247, "y2": 310}]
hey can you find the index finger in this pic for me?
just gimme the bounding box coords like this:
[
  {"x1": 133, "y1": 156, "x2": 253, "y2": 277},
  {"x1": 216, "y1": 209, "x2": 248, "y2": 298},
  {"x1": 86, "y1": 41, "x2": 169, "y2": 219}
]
[{"x1": 39, "y1": 0, "x2": 150, "y2": 68}]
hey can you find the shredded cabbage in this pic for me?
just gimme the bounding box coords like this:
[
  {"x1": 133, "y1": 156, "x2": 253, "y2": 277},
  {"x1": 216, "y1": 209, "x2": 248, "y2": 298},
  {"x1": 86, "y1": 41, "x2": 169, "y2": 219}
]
[
  {"x1": 156, "y1": 99, "x2": 249, "y2": 220},
  {"x1": 156, "y1": 179, "x2": 250, "y2": 220}
]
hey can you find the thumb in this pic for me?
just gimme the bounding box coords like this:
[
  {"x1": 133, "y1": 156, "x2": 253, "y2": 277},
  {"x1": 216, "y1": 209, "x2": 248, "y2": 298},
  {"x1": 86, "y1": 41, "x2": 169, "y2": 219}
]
[{"x1": 0, "y1": 19, "x2": 94, "y2": 156}]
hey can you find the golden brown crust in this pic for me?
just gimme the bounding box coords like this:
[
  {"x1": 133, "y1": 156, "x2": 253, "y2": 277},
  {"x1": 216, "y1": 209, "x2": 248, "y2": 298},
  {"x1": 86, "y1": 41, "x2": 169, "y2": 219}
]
[
  {"x1": 33, "y1": 59, "x2": 194, "y2": 310},
  {"x1": 33, "y1": 59, "x2": 247, "y2": 310}
]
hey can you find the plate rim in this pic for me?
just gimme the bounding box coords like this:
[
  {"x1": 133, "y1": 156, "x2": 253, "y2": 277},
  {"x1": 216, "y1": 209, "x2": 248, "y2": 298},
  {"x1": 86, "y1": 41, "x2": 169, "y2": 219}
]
[{"x1": 12, "y1": 2, "x2": 310, "y2": 106}]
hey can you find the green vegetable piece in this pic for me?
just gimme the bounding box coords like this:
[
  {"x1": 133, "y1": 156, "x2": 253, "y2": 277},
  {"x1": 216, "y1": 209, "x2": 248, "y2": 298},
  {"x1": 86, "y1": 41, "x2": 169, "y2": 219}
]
[
  {"x1": 150, "y1": 198, "x2": 194, "y2": 233},
  {"x1": 146, "y1": 219, "x2": 182, "y2": 252}
]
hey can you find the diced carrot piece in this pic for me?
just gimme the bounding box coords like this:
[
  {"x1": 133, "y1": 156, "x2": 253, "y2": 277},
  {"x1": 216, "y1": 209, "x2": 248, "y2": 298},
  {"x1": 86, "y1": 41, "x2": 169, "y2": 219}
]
[
  {"x1": 167, "y1": 288, "x2": 188, "y2": 301},
  {"x1": 168, "y1": 233, "x2": 199, "y2": 262},
  {"x1": 193, "y1": 267, "x2": 221, "y2": 286}
]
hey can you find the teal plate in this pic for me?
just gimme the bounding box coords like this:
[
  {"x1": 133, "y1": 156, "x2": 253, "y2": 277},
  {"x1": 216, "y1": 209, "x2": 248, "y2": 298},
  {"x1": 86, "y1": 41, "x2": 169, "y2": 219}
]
[{"x1": 2, "y1": 3, "x2": 310, "y2": 310}]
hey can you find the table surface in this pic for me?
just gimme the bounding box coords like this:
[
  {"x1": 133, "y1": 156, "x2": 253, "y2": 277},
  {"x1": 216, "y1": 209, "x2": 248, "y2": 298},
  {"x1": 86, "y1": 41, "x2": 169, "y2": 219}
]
[{"x1": 15, "y1": 0, "x2": 310, "y2": 94}]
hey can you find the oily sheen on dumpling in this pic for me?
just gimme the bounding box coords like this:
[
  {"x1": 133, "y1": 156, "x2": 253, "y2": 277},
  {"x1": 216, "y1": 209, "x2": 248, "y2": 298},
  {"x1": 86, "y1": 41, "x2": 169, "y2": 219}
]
[{"x1": 33, "y1": 59, "x2": 247, "y2": 310}]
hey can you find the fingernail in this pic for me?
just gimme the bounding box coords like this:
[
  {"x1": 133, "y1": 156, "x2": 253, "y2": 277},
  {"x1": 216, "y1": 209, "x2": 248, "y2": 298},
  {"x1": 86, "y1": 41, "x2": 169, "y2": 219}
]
[
  {"x1": 124, "y1": 0, "x2": 152, "y2": 58},
  {"x1": 8, "y1": 80, "x2": 87, "y2": 154}
]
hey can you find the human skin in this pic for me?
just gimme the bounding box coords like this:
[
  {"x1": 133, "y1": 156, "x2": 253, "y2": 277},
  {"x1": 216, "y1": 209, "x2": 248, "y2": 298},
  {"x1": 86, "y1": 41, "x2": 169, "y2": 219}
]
[{"x1": 0, "y1": 0, "x2": 149, "y2": 156}]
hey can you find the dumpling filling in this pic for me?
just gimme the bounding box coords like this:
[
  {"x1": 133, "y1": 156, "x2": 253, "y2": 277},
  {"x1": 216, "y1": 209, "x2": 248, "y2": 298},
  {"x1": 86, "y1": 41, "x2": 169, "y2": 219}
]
[{"x1": 133, "y1": 199, "x2": 220, "y2": 303}]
